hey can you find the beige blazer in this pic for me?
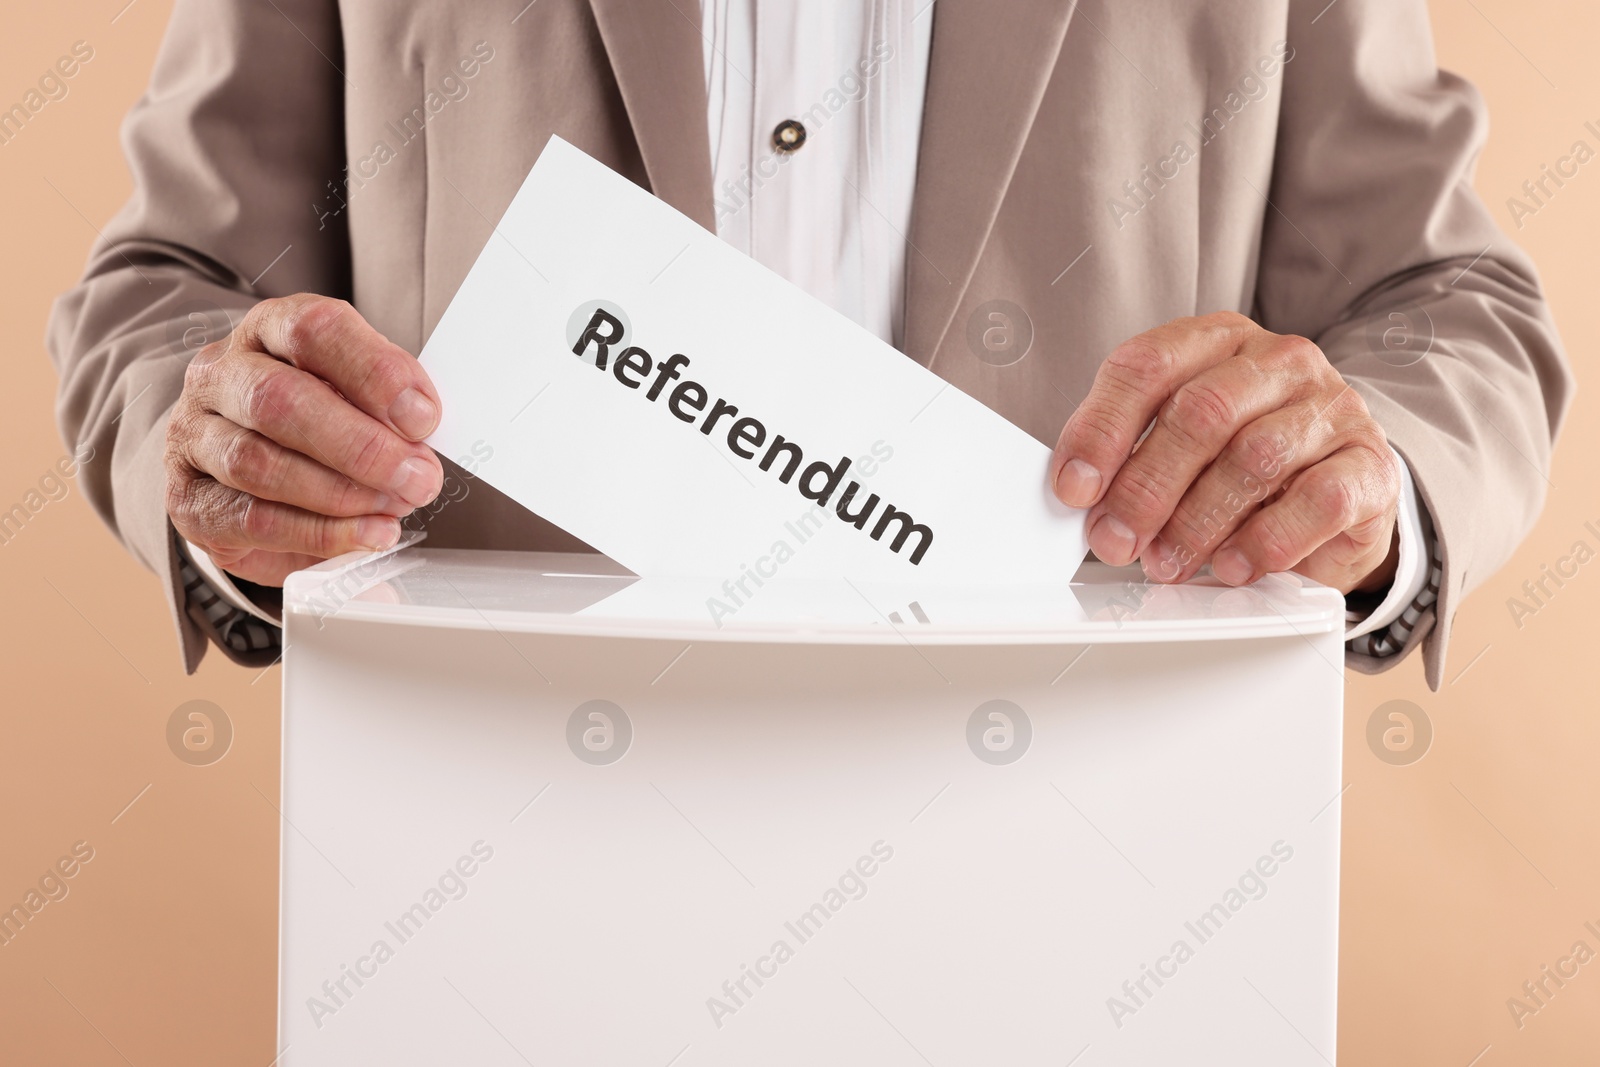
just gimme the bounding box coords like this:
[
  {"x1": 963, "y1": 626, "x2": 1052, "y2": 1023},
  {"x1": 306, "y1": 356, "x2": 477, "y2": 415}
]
[{"x1": 47, "y1": 0, "x2": 1572, "y2": 687}]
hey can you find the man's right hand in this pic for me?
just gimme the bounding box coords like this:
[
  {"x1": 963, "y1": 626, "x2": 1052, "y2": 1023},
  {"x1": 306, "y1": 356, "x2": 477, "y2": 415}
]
[{"x1": 164, "y1": 293, "x2": 445, "y2": 587}]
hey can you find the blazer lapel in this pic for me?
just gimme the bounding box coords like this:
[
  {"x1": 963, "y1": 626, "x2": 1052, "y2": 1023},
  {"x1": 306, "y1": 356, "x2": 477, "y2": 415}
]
[
  {"x1": 903, "y1": 0, "x2": 1078, "y2": 365},
  {"x1": 588, "y1": 0, "x2": 717, "y2": 231}
]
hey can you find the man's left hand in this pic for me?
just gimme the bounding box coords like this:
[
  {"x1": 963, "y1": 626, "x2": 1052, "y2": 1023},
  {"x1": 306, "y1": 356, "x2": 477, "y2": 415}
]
[{"x1": 1049, "y1": 311, "x2": 1401, "y2": 595}]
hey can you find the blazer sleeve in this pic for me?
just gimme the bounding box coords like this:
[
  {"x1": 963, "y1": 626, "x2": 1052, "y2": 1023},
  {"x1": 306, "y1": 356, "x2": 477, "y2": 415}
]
[
  {"x1": 1255, "y1": 0, "x2": 1574, "y2": 689},
  {"x1": 45, "y1": 0, "x2": 348, "y2": 672}
]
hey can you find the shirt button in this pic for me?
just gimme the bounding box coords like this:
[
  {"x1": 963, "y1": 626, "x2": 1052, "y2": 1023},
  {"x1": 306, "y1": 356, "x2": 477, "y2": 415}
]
[{"x1": 771, "y1": 119, "x2": 807, "y2": 154}]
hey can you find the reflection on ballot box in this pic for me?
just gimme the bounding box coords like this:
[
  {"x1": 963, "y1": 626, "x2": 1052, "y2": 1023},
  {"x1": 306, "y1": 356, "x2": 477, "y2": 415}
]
[{"x1": 278, "y1": 541, "x2": 1346, "y2": 1066}]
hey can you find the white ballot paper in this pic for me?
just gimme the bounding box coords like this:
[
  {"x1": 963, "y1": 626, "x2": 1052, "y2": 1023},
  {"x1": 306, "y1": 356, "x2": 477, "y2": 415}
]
[{"x1": 420, "y1": 136, "x2": 1087, "y2": 599}]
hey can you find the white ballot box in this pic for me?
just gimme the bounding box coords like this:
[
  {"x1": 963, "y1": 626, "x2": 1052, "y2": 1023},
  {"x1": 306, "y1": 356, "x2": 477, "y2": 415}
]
[{"x1": 278, "y1": 544, "x2": 1346, "y2": 1066}]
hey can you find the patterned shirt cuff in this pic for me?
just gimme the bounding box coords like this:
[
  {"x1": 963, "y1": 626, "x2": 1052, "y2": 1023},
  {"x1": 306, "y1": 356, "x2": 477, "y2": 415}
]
[
  {"x1": 177, "y1": 546, "x2": 284, "y2": 660},
  {"x1": 1346, "y1": 529, "x2": 1443, "y2": 659}
]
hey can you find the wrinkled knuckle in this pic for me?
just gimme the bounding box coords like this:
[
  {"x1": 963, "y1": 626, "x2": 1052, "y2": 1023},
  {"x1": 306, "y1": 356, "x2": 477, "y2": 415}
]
[
  {"x1": 1169, "y1": 504, "x2": 1220, "y2": 550},
  {"x1": 169, "y1": 477, "x2": 236, "y2": 549},
  {"x1": 239, "y1": 297, "x2": 277, "y2": 338},
  {"x1": 349, "y1": 352, "x2": 402, "y2": 406},
  {"x1": 218, "y1": 431, "x2": 274, "y2": 489},
  {"x1": 285, "y1": 511, "x2": 336, "y2": 557},
  {"x1": 1200, "y1": 311, "x2": 1255, "y2": 348},
  {"x1": 243, "y1": 367, "x2": 296, "y2": 428},
  {"x1": 163, "y1": 466, "x2": 196, "y2": 525},
  {"x1": 1344, "y1": 413, "x2": 1388, "y2": 456},
  {"x1": 1282, "y1": 332, "x2": 1321, "y2": 361},
  {"x1": 1110, "y1": 465, "x2": 1170, "y2": 524},
  {"x1": 237, "y1": 495, "x2": 275, "y2": 544},
  {"x1": 1232, "y1": 430, "x2": 1290, "y2": 481},
  {"x1": 281, "y1": 296, "x2": 350, "y2": 361},
  {"x1": 1163, "y1": 504, "x2": 1201, "y2": 545},
  {"x1": 164, "y1": 403, "x2": 196, "y2": 452},
  {"x1": 328, "y1": 478, "x2": 369, "y2": 517},
  {"x1": 1105, "y1": 340, "x2": 1174, "y2": 391},
  {"x1": 1354, "y1": 440, "x2": 1402, "y2": 504},
  {"x1": 311, "y1": 517, "x2": 344, "y2": 557},
  {"x1": 1250, "y1": 512, "x2": 1299, "y2": 572},
  {"x1": 345, "y1": 424, "x2": 394, "y2": 482},
  {"x1": 1166, "y1": 382, "x2": 1236, "y2": 447},
  {"x1": 1186, "y1": 489, "x2": 1247, "y2": 546},
  {"x1": 215, "y1": 431, "x2": 249, "y2": 484},
  {"x1": 280, "y1": 310, "x2": 320, "y2": 361},
  {"x1": 1068, "y1": 406, "x2": 1125, "y2": 459},
  {"x1": 1306, "y1": 470, "x2": 1359, "y2": 527},
  {"x1": 1370, "y1": 441, "x2": 1402, "y2": 494},
  {"x1": 182, "y1": 342, "x2": 225, "y2": 390},
  {"x1": 1260, "y1": 334, "x2": 1317, "y2": 376},
  {"x1": 1332, "y1": 385, "x2": 1375, "y2": 424}
]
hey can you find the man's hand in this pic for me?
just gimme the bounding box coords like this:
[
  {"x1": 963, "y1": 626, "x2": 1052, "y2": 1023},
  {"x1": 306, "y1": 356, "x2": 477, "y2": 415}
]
[
  {"x1": 165, "y1": 293, "x2": 445, "y2": 587},
  {"x1": 1049, "y1": 312, "x2": 1400, "y2": 595}
]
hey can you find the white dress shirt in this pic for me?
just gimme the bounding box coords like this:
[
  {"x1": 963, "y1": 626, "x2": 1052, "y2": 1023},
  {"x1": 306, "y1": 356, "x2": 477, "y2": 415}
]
[
  {"x1": 698, "y1": 0, "x2": 1430, "y2": 640},
  {"x1": 701, "y1": 0, "x2": 933, "y2": 348}
]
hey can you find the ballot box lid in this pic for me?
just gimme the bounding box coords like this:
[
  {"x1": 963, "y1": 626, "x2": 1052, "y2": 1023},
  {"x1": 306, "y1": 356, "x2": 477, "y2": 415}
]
[{"x1": 282, "y1": 537, "x2": 1345, "y2": 646}]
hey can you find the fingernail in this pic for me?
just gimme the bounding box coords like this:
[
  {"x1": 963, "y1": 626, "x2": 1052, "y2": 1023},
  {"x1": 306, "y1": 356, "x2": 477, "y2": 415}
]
[
  {"x1": 389, "y1": 388, "x2": 438, "y2": 439},
  {"x1": 1142, "y1": 538, "x2": 1179, "y2": 583},
  {"x1": 1091, "y1": 514, "x2": 1138, "y2": 566},
  {"x1": 1212, "y1": 547, "x2": 1253, "y2": 585},
  {"x1": 392, "y1": 457, "x2": 441, "y2": 507},
  {"x1": 1054, "y1": 458, "x2": 1102, "y2": 508},
  {"x1": 357, "y1": 516, "x2": 400, "y2": 551}
]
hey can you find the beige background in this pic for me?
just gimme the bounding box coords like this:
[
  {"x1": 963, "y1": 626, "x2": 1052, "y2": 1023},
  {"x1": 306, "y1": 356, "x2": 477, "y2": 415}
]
[{"x1": 0, "y1": 1, "x2": 1595, "y2": 1062}]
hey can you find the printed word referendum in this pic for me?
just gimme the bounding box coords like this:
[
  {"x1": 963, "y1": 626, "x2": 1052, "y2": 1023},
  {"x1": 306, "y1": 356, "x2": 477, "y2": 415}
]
[{"x1": 572, "y1": 308, "x2": 934, "y2": 565}]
